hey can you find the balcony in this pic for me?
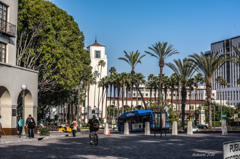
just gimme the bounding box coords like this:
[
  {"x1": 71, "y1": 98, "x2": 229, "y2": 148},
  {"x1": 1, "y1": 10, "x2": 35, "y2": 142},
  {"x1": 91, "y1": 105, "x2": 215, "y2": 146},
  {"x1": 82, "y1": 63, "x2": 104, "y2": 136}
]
[{"x1": 0, "y1": 18, "x2": 16, "y2": 38}]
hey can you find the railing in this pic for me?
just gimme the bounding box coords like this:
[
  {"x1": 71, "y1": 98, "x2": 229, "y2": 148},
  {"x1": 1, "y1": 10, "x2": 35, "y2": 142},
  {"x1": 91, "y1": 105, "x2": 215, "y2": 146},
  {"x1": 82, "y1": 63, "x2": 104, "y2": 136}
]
[{"x1": 0, "y1": 18, "x2": 16, "y2": 37}]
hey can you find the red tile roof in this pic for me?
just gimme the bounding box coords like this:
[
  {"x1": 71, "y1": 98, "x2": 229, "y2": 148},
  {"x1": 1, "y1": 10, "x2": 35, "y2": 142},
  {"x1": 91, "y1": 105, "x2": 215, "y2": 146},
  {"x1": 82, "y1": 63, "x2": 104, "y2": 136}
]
[{"x1": 87, "y1": 42, "x2": 105, "y2": 48}]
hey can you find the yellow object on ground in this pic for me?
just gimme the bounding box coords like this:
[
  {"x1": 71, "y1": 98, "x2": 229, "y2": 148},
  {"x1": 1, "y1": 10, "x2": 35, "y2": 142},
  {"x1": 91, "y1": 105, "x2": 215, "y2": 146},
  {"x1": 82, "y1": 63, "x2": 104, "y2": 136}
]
[{"x1": 59, "y1": 127, "x2": 72, "y2": 132}]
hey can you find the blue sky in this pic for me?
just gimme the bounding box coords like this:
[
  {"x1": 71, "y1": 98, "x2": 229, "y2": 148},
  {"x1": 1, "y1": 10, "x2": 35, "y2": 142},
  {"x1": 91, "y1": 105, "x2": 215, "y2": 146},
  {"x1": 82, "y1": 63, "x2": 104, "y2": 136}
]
[{"x1": 50, "y1": 0, "x2": 240, "y2": 79}]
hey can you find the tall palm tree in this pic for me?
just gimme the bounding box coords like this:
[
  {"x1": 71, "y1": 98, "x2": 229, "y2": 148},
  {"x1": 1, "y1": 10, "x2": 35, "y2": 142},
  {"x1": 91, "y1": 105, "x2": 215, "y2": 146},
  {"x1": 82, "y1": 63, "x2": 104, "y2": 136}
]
[
  {"x1": 97, "y1": 60, "x2": 106, "y2": 115},
  {"x1": 99, "y1": 76, "x2": 108, "y2": 119},
  {"x1": 87, "y1": 74, "x2": 96, "y2": 120},
  {"x1": 189, "y1": 51, "x2": 226, "y2": 128},
  {"x1": 162, "y1": 75, "x2": 170, "y2": 101},
  {"x1": 187, "y1": 78, "x2": 195, "y2": 120},
  {"x1": 104, "y1": 76, "x2": 110, "y2": 120},
  {"x1": 135, "y1": 73, "x2": 145, "y2": 107},
  {"x1": 166, "y1": 58, "x2": 195, "y2": 130},
  {"x1": 194, "y1": 73, "x2": 203, "y2": 123},
  {"x1": 145, "y1": 42, "x2": 179, "y2": 112},
  {"x1": 147, "y1": 74, "x2": 154, "y2": 105},
  {"x1": 216, "y1": 76, "x2": 227, "y2": 121},
  {"x1": 109, "y1": 67, "x2": 116, "y2": 118},
  {"x1": 125, "y1": 73, "x2": 132, "y2": 111},
  {"x1": 170, "y1": 73, "x2": 178, "y2": 107},
  {"x1": 176, "y1": 74, "x2": 182, "y2": 112},
  {"x1": 118, "y1": 51, "x2": 147, "y2": 109},
  {"x1": 153, "y1": 76, "x2": 159, "y2": 104},
  {"x1": 120, "y1": 72, "x2": 128, "y2": 114},
  {"x1": 116, "y1": 73, "x2": 121, "y2": 118}
]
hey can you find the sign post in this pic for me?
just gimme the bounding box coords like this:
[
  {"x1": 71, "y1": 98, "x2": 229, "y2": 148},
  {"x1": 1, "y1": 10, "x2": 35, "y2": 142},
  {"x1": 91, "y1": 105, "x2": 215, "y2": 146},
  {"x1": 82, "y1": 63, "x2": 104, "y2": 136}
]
[{"x1": 223, "y1": 141, "x2": 240, "y2": 158}]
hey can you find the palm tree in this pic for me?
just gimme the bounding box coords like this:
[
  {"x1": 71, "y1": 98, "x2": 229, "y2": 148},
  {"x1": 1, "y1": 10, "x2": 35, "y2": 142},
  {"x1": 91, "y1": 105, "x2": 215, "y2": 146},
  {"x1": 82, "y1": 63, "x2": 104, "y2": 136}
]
[
  {"x1": 97, "y1": 60, "x2": 106, "y2": 115},
  {"x1": 118, "y1": 51, "x2": 147, "y2": 109},
  {"x1": 216, "y1": 76, "x2": 227, "y2": 121},
  {"x1": 135, "y1": 73, "x2": 145, "y2": 107},
  {"x1": 120, "y1": 72, "x2": 128, "y2": 114},
  {"x1": 176, "y1": 74, "x2": 182, "y2": 112},
  {"x1": 194, "y1": 73, "x2": 203, "y2": 123},
  {"x1": 145, "y1": 42, "x2": 179, "y2": 112},
  {"x1": 166, "y1": 58, "x2": 195, "y2": 130},
  {"x1": 170, "y1": 73, "x2": 178, "y2": 107},
  {"x1": 147, "y1": 74, "x2": 154, "y2": 105},
  {"x1": 125, "y1": 73, "x2": 132, "y2": 111},
  {"x1": 187, "y1": 78, "x2": 195, "y2": 120},
  {"x1": 162, "y1": 75, "x2": 170, "y2": 101},
  {"x1": 116, "y1": 73, "x2": 121, "y2": 118},
  {"x1": 109, "y1": 67, "x2": 116, "y2": 119},
  {"x1": 189, "y1": 51, "x2": 226, "y2": 128},
  {"x1": 104, "y1": 76, "x2": 110, "y2": 120},
  {"x1": 153, "y1": 76, "x2": 159, "y2": 104},
  {"x1": 99, "y1": 76, "x2": 109, "y2": 119},
  {"x1": 87, "y1": 74, "x2": 96, "y2": 120}
]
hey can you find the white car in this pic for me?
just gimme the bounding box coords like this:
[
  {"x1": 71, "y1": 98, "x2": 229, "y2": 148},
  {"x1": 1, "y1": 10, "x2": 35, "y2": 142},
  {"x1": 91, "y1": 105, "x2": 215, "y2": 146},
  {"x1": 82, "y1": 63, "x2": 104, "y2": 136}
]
[{"x1": 192, "y1": 126, "x2": 199, "y2": 132}]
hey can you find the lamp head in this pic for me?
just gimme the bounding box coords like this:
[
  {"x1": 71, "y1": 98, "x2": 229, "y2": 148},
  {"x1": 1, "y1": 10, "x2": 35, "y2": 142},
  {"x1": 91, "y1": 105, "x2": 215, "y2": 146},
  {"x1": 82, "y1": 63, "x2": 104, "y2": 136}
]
[{"x1": 21, "y1": 84, "x2": 27, "y2": 90}]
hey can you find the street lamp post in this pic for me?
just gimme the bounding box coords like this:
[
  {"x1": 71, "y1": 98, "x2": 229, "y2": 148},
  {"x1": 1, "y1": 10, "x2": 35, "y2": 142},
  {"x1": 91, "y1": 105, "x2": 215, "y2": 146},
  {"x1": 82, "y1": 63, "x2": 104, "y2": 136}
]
[{"x1": 21, "y1": 84, "x2": 27, "y2": 138}]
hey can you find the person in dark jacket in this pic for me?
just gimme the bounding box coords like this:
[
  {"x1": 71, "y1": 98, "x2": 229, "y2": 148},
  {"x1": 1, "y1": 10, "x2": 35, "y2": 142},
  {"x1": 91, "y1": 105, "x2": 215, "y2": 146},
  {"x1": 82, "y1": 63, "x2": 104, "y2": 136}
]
[
  {"x1": 27, "y1": 118, "x2": 35, "y2": 138},
  {"x1": 88, "y1": 115, "x2": 99, "y2": 144},
  {"x1": 26, "y1": 114, "x2": 35, "y2": 137}
]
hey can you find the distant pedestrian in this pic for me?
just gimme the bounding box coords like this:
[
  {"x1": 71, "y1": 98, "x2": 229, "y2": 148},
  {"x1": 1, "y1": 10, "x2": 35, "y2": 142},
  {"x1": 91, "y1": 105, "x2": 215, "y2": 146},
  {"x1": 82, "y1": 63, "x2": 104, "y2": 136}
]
[
  {"x1": 72, "y1": 119, "x2": 78, "y2": 137},
  {"x1": 0, "y1": 115, "x2": 2, "y2": 138},
  {"x1": 28, "y1": 118, "x2": 35, "y2": 138},
  {"x1": 26, "y1": 114, "x2": 36, "y2": 138},
  {"x1": 18, "y1": 117, "x2": 23, "y2": 136}
]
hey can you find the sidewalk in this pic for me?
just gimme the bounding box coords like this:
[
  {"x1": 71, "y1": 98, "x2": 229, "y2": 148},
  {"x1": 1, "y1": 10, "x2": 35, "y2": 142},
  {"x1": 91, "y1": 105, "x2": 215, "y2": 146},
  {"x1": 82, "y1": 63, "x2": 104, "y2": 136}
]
[{"x1": 0, "y1": 129, "x2": 119, "y2": 144}]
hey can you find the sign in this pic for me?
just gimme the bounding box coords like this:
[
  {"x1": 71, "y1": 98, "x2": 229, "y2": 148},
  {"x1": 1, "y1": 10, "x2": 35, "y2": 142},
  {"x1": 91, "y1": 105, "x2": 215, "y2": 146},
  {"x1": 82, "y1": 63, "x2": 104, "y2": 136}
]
[
  {"x1": 222, "y1": 114, "x2": 226, "y2": 117},
  {"x1": 223, "y1": 141, "x2": 240, "y2": 159},
  {"x1": 126, "y1": 113, "x2": 135, "y2": 117},
  {"x1": 12, "y1": 109, "x2": 16, "y2": 116}
]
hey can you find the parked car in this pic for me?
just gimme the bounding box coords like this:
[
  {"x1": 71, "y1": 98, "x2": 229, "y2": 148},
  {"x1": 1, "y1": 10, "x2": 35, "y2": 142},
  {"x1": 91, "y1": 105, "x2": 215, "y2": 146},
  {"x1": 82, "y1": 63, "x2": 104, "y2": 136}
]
[
  {"x1": 196, "y1": 124, "x2": 208, "y2": 129},
  {"x1": 192, "y1": 126, "x2": 199, "y2": 132}
]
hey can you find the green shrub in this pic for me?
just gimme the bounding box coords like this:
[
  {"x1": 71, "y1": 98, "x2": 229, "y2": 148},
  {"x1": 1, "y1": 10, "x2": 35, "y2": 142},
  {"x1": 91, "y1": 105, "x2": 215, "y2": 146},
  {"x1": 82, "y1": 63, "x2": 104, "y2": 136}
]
[
  {"x1": 39, "y1": 127, "x2": 50, "y2": 136},
  {"x1": 81, "y1": 123, "x2": 88, "y2": 127},
  {"x1": 212, "y1": 121, "x2": 221, "y2": 127}
]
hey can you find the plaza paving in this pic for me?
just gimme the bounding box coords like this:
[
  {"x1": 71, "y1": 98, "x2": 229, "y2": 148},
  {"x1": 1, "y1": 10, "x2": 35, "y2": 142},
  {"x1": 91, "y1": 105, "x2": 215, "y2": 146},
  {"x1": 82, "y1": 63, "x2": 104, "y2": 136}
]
[{"x1": 0, "y1": 131, "x2": 239, "y2": 159}]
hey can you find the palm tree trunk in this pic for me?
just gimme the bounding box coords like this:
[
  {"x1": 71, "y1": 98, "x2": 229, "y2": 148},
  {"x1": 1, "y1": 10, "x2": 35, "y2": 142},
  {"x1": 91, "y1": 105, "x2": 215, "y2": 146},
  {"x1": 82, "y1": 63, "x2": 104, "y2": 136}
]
[
  {"x1": 154, "y1": 88, "x2": 157, "y2": 104},
  {"x1": 181, "y1": 85, "x2": 187, "y2": 130},
  {"x1": 113, "y1": 85, "x2": 116, "y2": 120},
  {"x1": 195, "y1": 84, "x2": 198, "y2": 125},
  {"x1": 98, "y1": 67, "x2": 103, "y2": 118},
  {"x1": 150, "y1": 88, "x2": 152, "y2": 106},
  {"x1": 122, "y1": 81, "x2": 125, "y2": 114},
  {"x1": 87, "y1": 83, "x2": 90, "y2": 121},
  {"x1": 101, "y1": 85, "x2": 105, "y2": 119},
  {"x1": 131, "y1": 71, "x2": 147, "y2": 110},
  {"x1": 189, "y1": 85, "x2": 192, "y2": 120},
  {"x1": 117, "y1": 84, "x2": 120, "y2": 118},
  {"x1": 136, "y1": 83, "x2": 139, "y2": 107},
  {"x1": 131, "y1": 82, "x2": 133, "y2": 109},
  {"x1": 105, "y1": 86, "x2": 108, "y2": 119},
  {"x1": 206, "y1": 81, "x2": 212, "y2": 128},
  {"x1": 109, "y1": 84, "x2": 112, "y2": 119},
  {"x1": 126, "y1": 86, "x2": 128, "y2": 111},
  {"x1": 171, "y1": 86, "x2": 173, "y2": 107}
]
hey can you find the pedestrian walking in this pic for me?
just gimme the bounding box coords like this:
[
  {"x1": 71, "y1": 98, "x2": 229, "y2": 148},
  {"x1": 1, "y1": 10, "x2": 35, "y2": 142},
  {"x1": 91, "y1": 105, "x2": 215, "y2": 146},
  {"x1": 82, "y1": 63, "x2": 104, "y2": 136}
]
[
  {"x1": 27, "y1": 118, "x2": 35, "y2": 138},
  {"x1": 26, "y1": 114, "x2": 36, "y2": 138},
  {"x1": 18, "y1": 116, "x2": 23, "y2": 136},
  {"x1": 0, "y1": 115, "x2": 2, "y2": 138},
  {"x1": 72, "y1": 119, "x2": 78, "y2": 137}
]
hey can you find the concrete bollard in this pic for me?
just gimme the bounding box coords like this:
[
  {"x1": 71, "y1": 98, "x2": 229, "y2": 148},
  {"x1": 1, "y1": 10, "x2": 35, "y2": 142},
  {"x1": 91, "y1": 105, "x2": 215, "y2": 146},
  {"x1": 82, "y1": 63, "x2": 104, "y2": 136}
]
[
  {"x1": 172, "y1": 121, "x2": 178, "y2": 135},
  {"x1": 104, "y1": 123, "x2": 109, "y2": 135},
  {"x1": 124, "y1": 123, "x2": 129, "y2": 135},
  {"x1": 187, "y1": 121, "x2": 193, "y2": 135},
  {"x1": 221, "y1": 119, "x2": 228, "y2": 135},
  {"x1": 144, "y1": 122, "x2": 150, "y2": 135}
]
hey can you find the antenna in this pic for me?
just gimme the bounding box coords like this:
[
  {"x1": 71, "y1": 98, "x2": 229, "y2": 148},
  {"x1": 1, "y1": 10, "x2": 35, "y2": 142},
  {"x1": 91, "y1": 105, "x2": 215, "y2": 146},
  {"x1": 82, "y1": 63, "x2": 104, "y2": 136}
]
[{"x1": 95, "y1": 35, "x2": 97, "y2": 43}]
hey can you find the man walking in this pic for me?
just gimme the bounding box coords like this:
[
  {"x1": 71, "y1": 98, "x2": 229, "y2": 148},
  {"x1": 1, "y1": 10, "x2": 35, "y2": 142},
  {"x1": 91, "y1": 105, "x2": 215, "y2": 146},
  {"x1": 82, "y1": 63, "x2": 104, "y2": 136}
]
[{"x1": 26, "y1": 114, "x2": 36, "y2": 137}]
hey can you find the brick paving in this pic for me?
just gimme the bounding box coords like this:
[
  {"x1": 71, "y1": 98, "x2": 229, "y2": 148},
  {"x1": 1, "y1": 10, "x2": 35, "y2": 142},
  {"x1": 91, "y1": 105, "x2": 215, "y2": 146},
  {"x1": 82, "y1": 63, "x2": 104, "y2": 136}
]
[{"x1": 0, "y1": 132, "x2": 239, "y2": 159}]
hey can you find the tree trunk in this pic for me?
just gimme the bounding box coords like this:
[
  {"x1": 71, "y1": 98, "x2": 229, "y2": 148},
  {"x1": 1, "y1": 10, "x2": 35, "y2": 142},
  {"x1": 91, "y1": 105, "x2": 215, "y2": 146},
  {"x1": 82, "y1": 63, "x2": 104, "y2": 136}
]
[
  {"x1": 97, "y1": 67, "x2": 103, "y2": 118},
  {"x1": 117, "y1": 84, "x2": 120, "y2": 118},
  {"x1": 105, "y1": 86, "x2": 108, "y2": 119},
  {"x1": 88, "y1": 83, "x2": 90, "y2": 121},
  {"x1": 136, "y1": 83, "x2": 139, "y2": 107},
  {"x1": 154, "y1": 88, "x2": 157, "y2": 104},
  {"x1": 171, "y1": 86, "x2": 173, "y2": 107},
  {"x1": 109, "y1": 84, "x2": 112, "y2": 119},
  {"x1": 101, "y1": 85, "x2": 104, "y2": 119},
  {"x1": 131, "y1": 82, "x2": 133, "y2": 109},
  {"x1": 126, "y1": 86, "x2": 128, "y2": 112},
  {"x1": 164, "y1": 87, "x2": 167, "y2": 100},
  {"x1": 195, "y1": 83, "x2": 198, "y2": 125},
  {"x1": 189, "y1": 85, "x2": 192, "y2": 120},
  {"x1": 131, "y1": 71, "x2": 147, "y2": 110},
  {"x1": 122, "y1": 81, "x2": 125, "y2": 114},
  {"x1": 181, "y1": 85, "x2": 187, "y2": 130},
  {"x1": 206, "y1": 80, "x2": 212, "y2": 128},
  {"x1": 150, "y1": 88, "x2": 152, "y2": 106},
  {"x1": 113, "y1": 85, "x2": 116, "y2": 119}
]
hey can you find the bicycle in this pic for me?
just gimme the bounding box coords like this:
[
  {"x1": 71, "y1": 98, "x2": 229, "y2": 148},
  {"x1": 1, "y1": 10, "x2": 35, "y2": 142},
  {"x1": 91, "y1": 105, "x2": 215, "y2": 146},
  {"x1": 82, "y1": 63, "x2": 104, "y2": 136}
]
[{"x1": 89, "y1": 131, "x2": 98, "y2": 145}]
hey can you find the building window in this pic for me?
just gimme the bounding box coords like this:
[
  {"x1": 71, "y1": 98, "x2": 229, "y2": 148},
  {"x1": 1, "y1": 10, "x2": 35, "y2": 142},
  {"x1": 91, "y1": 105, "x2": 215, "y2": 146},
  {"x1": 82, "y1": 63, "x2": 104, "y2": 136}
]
[
  {"x1": 0, "y1": 3, "x2": 7, "y2": 32},
  {"x1": 145, "y1": 93, "x2": 148, "y2": 96},
  {"x1": 0, "y1": 42, "x2": 6, "y2": 63},
  {"x1": 95, "y1": 51, "x2": 101, "y2": 58}
]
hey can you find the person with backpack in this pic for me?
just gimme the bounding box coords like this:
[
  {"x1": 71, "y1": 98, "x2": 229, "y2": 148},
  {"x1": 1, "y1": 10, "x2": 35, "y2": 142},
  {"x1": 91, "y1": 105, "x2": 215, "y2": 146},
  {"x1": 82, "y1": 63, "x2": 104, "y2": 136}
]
[
  {"x1": 88, "y1": 115, "x2": 99, "y2": 145},
  {"x1": 26, "y1": 114, "x2": 36, "y2": 138},
  {"x1": 71, "y1": 119, "x2": 78, "y2": 137}
]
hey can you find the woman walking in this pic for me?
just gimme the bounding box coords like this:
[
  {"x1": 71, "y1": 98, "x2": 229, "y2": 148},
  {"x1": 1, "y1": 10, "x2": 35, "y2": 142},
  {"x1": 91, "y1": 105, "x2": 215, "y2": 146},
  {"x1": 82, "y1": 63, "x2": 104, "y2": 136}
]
[{"x1": 72, "y1": 119, "x2": 78, "y2": 137}]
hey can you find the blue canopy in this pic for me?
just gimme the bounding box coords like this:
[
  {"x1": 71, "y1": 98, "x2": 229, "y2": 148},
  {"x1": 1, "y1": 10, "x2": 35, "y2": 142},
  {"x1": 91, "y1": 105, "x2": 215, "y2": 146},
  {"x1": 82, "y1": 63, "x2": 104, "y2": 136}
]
[{"x1": 118, "y1": 110, "x2": 153, "y2": 119}]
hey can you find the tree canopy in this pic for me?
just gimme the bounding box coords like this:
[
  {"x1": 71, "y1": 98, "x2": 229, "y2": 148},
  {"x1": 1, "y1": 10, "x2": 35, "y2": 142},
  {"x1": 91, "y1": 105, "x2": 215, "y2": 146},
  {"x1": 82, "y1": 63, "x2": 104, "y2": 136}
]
[{"x1": 17, "y1": 0, "x2": 91, "y2": 93}]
